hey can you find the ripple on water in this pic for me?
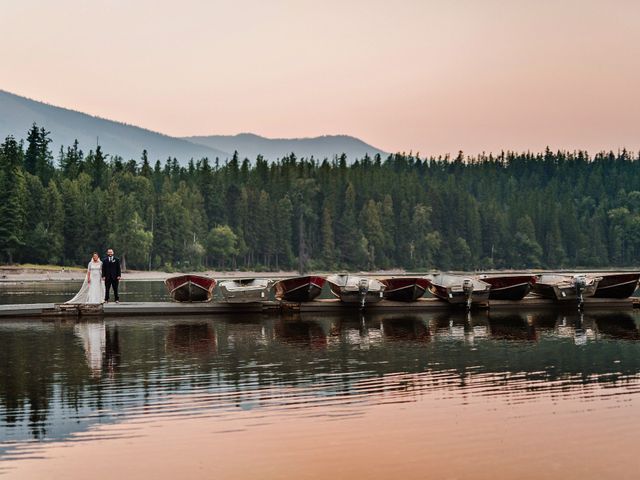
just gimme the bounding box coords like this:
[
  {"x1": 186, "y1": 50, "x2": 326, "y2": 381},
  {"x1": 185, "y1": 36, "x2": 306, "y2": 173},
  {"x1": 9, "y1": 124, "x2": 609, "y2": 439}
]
[{"x1": 1, "y1": 310, "x2": 640, "y2": 475}]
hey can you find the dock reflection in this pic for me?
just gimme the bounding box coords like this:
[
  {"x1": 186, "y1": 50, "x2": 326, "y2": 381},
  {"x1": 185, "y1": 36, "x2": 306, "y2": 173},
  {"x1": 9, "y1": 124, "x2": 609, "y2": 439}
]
[
  {"x1": 68, "y1": 310, "x2": 640, "y2": 378},
  {"x1": 2, "y1": 309, "x2": 640, "y2": 450}
]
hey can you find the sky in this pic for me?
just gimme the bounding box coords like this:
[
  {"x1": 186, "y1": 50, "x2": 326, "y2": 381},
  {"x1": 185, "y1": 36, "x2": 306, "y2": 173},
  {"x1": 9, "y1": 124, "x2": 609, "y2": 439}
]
[{"x1": 1, "y1": 0, "x2": 639, "y2": 155}]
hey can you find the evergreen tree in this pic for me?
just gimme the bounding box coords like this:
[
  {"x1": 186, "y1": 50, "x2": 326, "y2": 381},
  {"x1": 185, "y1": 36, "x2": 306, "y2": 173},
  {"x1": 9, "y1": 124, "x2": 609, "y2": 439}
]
[
  {"x1": 24, "y1": 124, "x2": 54, "y2": 184},
  {"x1": 7, "y1": 123, "x2": 640, "y2": 272},
  {"x1": 60, "y1": 140, "x2": 84, "y2": 179},
  {"x1": 320, "y1": 204, "x2": 336, "y2": 268},
  {"x1": 0, "y1": 137, "x2": 27, "y2": 263}
]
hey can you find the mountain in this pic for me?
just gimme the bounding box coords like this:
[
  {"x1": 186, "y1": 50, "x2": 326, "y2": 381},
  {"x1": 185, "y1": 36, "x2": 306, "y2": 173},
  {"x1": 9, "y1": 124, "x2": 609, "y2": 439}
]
[
  {"x1": 0, "y1": 90, "x2": 388, "y2": 164},
  {"x1": 0, "y1": 90, "x2": 229, "y2": 162},
  {"x1": 184, "y1": 133, "x2": 388, "y2": 161}
]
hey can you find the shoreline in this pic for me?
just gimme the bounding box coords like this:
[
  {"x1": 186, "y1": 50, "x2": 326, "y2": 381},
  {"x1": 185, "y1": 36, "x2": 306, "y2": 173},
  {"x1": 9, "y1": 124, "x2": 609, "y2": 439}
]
[
  {"x1": 0, "y1": 267, "x2": 293, "y2": 283},
  {"x1": 0, "y1": 266, "x2": 406, "y2": 283},
  {"x1": 2, "y1": 265, "x2": 638, "y2": 283}
]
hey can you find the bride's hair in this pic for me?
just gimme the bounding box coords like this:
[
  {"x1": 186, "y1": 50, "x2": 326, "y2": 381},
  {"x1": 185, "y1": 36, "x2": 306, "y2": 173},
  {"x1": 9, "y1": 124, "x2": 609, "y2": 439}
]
[{"x1": 92, "y1": 252, "x2": 99, "y2": 256}]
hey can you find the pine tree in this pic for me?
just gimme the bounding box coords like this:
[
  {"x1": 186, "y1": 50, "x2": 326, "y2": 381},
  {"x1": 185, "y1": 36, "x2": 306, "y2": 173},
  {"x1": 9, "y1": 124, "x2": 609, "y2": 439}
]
[
  {"x1": 60, "y1": 140, "x2": 83, "y2": 179},
  {"x1": 320, "y1": 204, "x2": 335, "y2": 268},
  {"x1": 0, "y1": 136, "x2": 27, "y2": 263},
  {"x1": 359, "y1": 200, "x2": 384, "y2": 269},
  {"x1": 24, "y1": 124, "x2": 54, "y2": 184},
  {"x1": 336, "y1": 183, "x2": 367, "y2": 268},
  {"x1": 274, "y1": 196, "x2": 294, "y2": 269}
]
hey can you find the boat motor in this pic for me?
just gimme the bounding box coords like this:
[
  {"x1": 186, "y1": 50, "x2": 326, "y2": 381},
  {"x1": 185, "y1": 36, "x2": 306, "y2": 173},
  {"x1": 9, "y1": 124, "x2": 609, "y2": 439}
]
[
  {"x1": 358, "y1": 278, "x2": 369, "y2": 308},
  {"x1": 463, "y1": 278, "x2": 474, "y2": 310},
  {"x1": 574, "y1": 275, "x2": 587, "y2": 309}
]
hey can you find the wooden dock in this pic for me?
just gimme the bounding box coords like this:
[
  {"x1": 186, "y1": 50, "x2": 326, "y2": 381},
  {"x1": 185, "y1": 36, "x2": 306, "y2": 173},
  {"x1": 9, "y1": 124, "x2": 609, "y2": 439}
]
[{"x1": 0, "y1": 296, "x2": 638, "y2": 319}]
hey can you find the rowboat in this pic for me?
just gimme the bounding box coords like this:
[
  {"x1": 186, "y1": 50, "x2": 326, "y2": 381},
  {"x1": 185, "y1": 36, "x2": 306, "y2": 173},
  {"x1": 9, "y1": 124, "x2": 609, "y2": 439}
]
[
  {"x1": 218, "y1": 278, "x2": 273, "y2": 303},
  {"x1": 379, "y1": 277, "x2": 430, "y2": 302},
  {"x1": 532, "y1": 274, "x2": 601, "y2": 306},
  {"x1": 164, "y1": 274, "x2": 217, "y2": 302},
  {"x1": 592, "y1": 272, "x2": 640, "y2": 298},
  {"x1": 273, "y1": 275, "x2": 326, "y2": 302},
  {"x1": 478, "y1": 274, "x2": 537, "y2": 301},
  {"x1": 326, "y1": 274, "x2": 385, "y2": 308},
  {"x1": 426, "y1": 273, "x2": 491, "y2": 309}
]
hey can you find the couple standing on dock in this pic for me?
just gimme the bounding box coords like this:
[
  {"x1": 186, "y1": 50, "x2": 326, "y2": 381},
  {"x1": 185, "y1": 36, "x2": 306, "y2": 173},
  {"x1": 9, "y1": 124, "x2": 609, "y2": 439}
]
[{"x1": 66, "y1": 249, "x2": 122, "y2": 304}]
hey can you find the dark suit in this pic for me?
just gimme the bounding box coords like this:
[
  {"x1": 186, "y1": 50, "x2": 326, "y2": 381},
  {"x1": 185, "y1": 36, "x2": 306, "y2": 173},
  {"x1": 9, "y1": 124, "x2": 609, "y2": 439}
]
[{"x1": 102, "y1": 256, "x2": 121, "y2": 301}]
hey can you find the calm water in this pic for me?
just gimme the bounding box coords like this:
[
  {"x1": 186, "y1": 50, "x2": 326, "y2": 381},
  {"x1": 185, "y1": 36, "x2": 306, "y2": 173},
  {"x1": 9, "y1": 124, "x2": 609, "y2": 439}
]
[
  {"x1": 0, "y1": 280, "x2": 167, "y2": 304},
  {"x1": 1, "y1": 285, "x2": 640, "y2": 478}
]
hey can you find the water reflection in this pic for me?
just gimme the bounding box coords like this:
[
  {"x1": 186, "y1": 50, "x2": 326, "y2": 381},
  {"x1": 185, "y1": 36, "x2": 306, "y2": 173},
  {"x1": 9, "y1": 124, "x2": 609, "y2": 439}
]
[
  {"x1": 489, "y1": 313, "x2": 536, "y2": 341},
  {"x1": 166, "y1": 323, "x2": 217, "y2": 356},
  {"x1": 591, "y1": 312, "x2": 640, "y2": 340},
  {"x1": 1, "y1": 309, "x2": 640, "y2": 463},
  {"x1": 379, "y1": 315, "x2": 430, "y2": 343},
  {"x1": 74, "y1": 323, "x2": 106, "y2": 377}
]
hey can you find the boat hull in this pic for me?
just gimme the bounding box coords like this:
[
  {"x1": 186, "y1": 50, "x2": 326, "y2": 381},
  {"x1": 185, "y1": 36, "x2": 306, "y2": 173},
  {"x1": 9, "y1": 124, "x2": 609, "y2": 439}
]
[
  {"x1": 532, "y1": 275, "x2": 600, "y2": 301},
  {"x1": 427, "y1": 274, "x2": 491, "y2": 306},
  {"x1": 164, "y1": 275, "x2": 216, "y2": 302},
  {"x1": 218, "y1": 279, "x2": 273, "y2": 303},
  {"x1": 274, "y1": 276, "x2": 326, "y2": 302},
  {"x1": 380, "y1": 277, "x2": 429, "y2": 302},
  {"x1": 428, "y1": 286, "x2": 491, "y2": 305},
  {"x1": 326, "y1": 275, "x2": 385, "y2": 307},
  {"x1": 593, "y1": 273, "x2": 640, "y2": 299},
  {"x1": 480, "y1": 275, "x2": 537, "y2": 301}
]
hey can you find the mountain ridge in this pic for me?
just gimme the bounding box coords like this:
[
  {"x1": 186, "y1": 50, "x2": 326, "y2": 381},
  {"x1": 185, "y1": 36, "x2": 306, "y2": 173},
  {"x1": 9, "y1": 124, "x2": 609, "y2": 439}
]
[
  {"x1": 0, "y1": 90, "x2": 387, "y2": 163},
  {"x1": 185, "y1": 132, "x2": 387, "y2": 161},
  {"x1": 0, "y1": 90, "x2": 229, "y2": 162}
]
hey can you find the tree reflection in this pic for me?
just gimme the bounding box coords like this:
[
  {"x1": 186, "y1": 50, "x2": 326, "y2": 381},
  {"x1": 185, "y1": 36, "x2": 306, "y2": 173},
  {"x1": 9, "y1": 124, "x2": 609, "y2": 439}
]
[{"x1": 1, "y1": 310, "x2": 640, "y2": 445}]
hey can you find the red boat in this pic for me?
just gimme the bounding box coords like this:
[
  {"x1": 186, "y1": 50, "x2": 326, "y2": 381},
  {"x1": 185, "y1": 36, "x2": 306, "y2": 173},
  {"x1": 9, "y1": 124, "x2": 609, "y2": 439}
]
[
  {"x1": 479, "y1": 274, "x2": 537, "y2": 301},
  {"x1": 593, "y1": 272, "x2": 640, "y2": 298},
  {"x1": 164, "y1": 274, "x2": 217, "y2": 302},
  {"x1": 273, "y1": 275, "x2": 326, "y2": 302},
  {"x1": 380, "y1": 277, "x2": 430, "y2": 302}
]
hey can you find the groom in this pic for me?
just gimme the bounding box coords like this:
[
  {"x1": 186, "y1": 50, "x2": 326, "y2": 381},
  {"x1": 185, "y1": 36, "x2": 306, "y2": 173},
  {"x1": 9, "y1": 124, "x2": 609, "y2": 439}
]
[{"x1": 102, "y1": 248, "x2": 122, "y2": 303}]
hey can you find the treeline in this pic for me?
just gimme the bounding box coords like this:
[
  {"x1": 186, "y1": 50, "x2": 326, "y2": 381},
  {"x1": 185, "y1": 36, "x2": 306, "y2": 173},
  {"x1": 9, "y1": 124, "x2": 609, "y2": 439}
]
[{"x1": 1, "y1": 124, "x2": 640, "y2": 271}]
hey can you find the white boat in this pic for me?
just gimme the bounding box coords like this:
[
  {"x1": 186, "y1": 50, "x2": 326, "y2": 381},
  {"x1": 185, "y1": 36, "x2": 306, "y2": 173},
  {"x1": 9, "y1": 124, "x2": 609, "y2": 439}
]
[
  {"x1": 218, "y1": 278, "x2": 273, "y2": 303},
  {"x1": 426, "y1": 273, "x2": 491, "y2": 309},
  {"x1": 532, "y1": 274, "x2": 601, "y2": 307},
  {"x1": 326, "y1": 274, "x2": 385, "y2": 308}
]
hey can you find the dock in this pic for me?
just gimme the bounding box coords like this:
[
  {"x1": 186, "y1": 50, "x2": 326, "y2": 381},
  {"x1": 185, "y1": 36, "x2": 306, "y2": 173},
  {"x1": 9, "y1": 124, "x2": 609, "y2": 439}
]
[{"x1": 0, "y1": 296, "x2": 638, "y2": 319}]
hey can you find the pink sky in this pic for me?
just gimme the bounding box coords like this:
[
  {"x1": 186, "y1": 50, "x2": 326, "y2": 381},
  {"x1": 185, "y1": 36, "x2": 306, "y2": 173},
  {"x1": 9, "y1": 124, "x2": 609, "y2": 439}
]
[{"x1": 2, "y1": 0, "x2": 639, "y2": 155}]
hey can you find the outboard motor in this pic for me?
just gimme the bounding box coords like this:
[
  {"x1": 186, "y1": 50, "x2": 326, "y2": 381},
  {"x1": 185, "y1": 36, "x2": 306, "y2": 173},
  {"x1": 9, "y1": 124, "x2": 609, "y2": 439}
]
[
  {"x1": 574, "y1": 275, "x2": 587, "y2": 310},
  {"x1": 358, "y1": 278, "x2": 369, "y2": 309},
  {"x1": 463, "y1": 278, "x2": 474, "y2": 311}
]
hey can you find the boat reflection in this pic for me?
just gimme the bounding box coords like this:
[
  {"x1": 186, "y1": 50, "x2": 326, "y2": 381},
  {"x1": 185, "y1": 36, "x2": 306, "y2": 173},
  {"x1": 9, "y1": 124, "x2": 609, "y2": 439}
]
[
  {"x1": 274, "y1": 316, "x2": 336, "y2": 349},
  {"x1": 378, "y1": 315, "x2": 430, "y2": 343},
  {"x1": 487, "y1": 313, "x2": 537, "y2": 341},
  {"x1": 166, "y1": 322, "x2": 217, "y2": 356},
  {"x1": 591, "y1": 312, "x2": 640, "y2": 340},
  {"x1": 3, "y1": 309, "x2": 640, "y2": 449},
  {"x1": 430, "y1": 312, "x2": 469, "y2": 342}
]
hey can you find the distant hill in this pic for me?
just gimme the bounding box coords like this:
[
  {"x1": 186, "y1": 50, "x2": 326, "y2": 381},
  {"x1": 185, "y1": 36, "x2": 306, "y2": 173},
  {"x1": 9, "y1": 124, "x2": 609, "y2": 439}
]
[
  {"x1": 0, "y1": 90, "x2": 229, "y2": 162},
  {"x1": 0, "y1": 90, "x2": 388, "y2": 164},
  {"x1": 184, "y1": 133, "x2": 388, "y2": 161}
]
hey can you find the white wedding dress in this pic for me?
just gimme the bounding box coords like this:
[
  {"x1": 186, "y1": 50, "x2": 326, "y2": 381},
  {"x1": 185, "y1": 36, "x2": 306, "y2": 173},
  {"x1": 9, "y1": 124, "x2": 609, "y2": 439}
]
[{"x1": 66, "y1": 260, "x2": 106, "y2": 304}]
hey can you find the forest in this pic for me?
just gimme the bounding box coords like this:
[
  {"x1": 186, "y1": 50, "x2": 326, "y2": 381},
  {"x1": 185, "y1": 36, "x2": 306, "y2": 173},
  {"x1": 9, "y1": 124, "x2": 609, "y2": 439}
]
[{"x1": 1, "y1": 124, "x2": 640, "y2": 272}]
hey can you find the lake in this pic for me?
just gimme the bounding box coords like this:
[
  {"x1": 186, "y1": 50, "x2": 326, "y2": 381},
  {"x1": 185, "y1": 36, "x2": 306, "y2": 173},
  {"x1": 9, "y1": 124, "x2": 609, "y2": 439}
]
[
  {"x1": 0, "y1": 280, "x2": 168, "y2": 305},
  {"x1": 1, "y1": 282, "x2": 639, "y2": 479}
]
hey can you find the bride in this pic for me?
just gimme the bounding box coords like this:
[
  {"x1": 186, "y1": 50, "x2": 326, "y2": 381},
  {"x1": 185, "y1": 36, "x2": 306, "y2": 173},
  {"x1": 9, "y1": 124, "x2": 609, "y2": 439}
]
[{"x1": 66, "y1": 252, "x2": 106, "y2": 304}]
